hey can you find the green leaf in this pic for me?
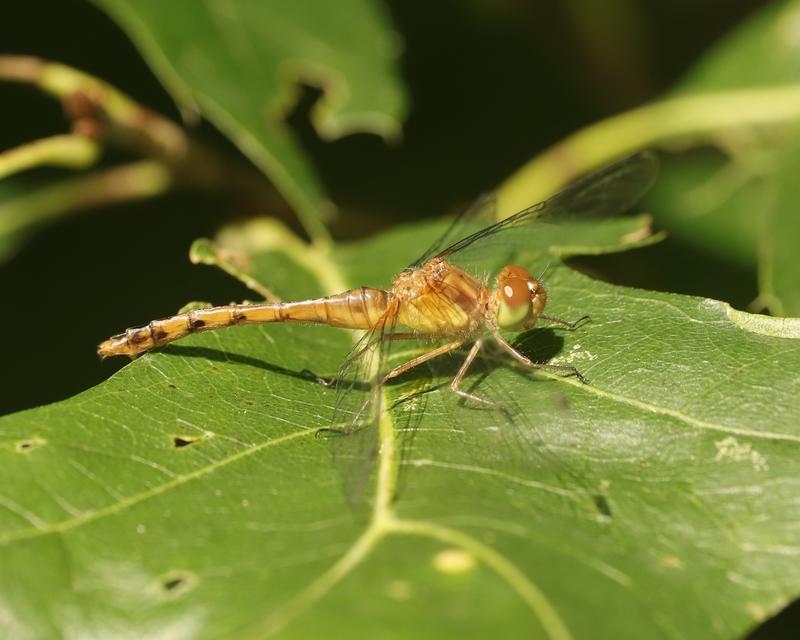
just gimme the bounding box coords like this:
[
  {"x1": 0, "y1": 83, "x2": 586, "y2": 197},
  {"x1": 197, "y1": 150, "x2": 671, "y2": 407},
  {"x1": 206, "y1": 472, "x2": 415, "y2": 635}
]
[
  {"x1": 1, "y1": 211, "x2": 798, "y2": 639},
  {"x1": 643, "y1": 151, "x2": 763, "y2": 268},
  {"x1": 649, "y1": 0, "x2": 800, "y2": 313},
  {"x1": 764, "y1": 131, "x2": 800, "y2": 315},
  {"x1": 676, "y1": 0, "x2": 800, "y2": 93},
  {"x1": 92, "y1": 0, "x2": 407, "y2": 242}
]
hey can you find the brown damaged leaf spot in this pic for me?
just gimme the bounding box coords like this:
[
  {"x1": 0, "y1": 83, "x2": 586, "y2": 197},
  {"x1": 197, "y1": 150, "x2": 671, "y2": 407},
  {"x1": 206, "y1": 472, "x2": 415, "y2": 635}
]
[
  {"x1": 171, "y1": 432, "x2": 213, "y2": 449},
  {"x1": 592, "y1": 494, "x2": 613, "y2": 518},
  {"x1": 15, "y1": 437, "x2": 47, "y2": 453},
  {"x1": 159, "y1": 569, "x2": 198, "y2": 597}
]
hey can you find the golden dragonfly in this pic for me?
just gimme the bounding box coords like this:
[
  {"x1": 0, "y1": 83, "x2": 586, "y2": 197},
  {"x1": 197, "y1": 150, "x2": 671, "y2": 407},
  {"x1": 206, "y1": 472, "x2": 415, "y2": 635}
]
[{"x1": 99, "y1": 152, "x2": 657, "y2": 501}]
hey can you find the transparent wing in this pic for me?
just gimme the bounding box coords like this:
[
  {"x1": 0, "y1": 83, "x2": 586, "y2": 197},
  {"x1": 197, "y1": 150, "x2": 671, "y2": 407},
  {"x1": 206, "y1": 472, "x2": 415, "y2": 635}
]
[
  {"x1": 396, "y1": 338, "x2": 598, "y2": 513},
  {"x1": 410, "y1": 193, "x2": 496, "y2": 269},
  {"x1": 436, "y1": 152, "x2": 658, "y2": 277},
  {"x1": 327, "y1": 304, "x2": 401, "y2": 508}
]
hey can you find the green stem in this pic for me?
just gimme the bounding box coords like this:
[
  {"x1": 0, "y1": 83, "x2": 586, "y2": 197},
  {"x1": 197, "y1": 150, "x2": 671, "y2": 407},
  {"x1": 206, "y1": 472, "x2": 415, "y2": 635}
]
[
  {"x1": 0, "y1": 161, "x2": 171, "y2": 238},
  {"x1": 0, "y1": 55, "x2": 299, "y2": 236},
  {"x1": 0, "y1": 135, "x2": 100, "y2": 179},
  {"x1": 498, "y1": 85, "x2": 800, "y2": 216}
]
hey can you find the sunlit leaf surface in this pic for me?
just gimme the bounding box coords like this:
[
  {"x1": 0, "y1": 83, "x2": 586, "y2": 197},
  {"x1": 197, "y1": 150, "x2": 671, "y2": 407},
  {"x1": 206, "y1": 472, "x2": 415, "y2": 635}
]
[{"x1": 1, "y1": 212, "x2": 798, "y2": 639}]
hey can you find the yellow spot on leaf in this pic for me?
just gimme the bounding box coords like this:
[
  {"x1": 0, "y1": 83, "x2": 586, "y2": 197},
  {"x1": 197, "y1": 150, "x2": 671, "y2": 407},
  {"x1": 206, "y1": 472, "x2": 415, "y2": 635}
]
[
  {"x1": 745, "y1": 602, "x2": 766, "y2": 622},
  {"x1": 661, "y1": 555, "x2": 683, "y2": 569},
  {"x1": 385, "y1": 580, "x2": 413, "y2": 601},
  {"x1": 432, "y1": 548, "x2": 477, "y2": 574},
  {"x1": 14, "y1": 436, "x2": 46, "y2": 453}
]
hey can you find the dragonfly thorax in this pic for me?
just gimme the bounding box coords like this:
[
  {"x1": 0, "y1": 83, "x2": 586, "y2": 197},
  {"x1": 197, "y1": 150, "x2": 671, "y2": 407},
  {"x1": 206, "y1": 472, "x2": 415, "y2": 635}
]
[
  {"x1": 392, "y1": 258, "x2": 485, "y2": 337},
  {"x1": 495, "y1": 264, "x2": 547, "y2": 331}
]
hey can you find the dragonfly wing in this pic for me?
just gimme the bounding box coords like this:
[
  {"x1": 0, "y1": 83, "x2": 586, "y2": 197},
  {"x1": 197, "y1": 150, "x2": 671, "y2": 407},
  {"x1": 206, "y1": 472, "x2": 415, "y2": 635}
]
[
  {"x1": 419, "y1": 341, "x2": 594, "y2": 509},
  {"x1": 409, "y1": 193, "x2": 497, "y2": 269},
  {"x1": 328, "y1": 304, "x2": 401, "y2": 508},
  {"x1": 437, "y1": 152, "x2": 658, "y2": 276}
]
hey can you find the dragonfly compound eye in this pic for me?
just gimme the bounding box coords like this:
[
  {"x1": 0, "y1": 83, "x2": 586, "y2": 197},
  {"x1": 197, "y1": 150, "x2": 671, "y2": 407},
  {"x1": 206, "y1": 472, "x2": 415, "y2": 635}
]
[{"x1": 496, "y1": 264, "x2": 546, "y2": 329}]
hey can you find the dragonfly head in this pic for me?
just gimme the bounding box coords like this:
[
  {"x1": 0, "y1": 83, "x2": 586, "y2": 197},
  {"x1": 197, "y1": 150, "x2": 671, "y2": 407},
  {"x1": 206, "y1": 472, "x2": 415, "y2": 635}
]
[{"x1": 495, "y1": 264, "x2": 547, "y2": 331}]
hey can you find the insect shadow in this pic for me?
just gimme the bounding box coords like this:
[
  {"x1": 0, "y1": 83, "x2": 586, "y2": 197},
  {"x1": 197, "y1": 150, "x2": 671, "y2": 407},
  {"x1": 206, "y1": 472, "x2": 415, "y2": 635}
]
[
  {"x1": 163, "y1": 344, "x2": 343, "y2": 387},
  {"x1": 163, "y1": 327, "x2": 567, "y2": 392}
]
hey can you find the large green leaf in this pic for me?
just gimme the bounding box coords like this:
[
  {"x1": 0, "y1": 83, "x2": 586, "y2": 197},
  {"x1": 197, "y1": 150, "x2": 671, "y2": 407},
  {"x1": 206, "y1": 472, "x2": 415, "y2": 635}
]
[
  {"x1": 650, "y1": 0, "x2": 800, "y2": 313},
  {"x1": 766, "y1": 132, "x2": 800, "y2": 316},
  {"x1": 92, "y1": 0, "x2": 407, "y2": 241},
  {"x1": 1, "y1": 211, "x2": 798, "y2": 639},
  {"x1": 676, "y1": 1, "x2": 800, "y2": 93}
]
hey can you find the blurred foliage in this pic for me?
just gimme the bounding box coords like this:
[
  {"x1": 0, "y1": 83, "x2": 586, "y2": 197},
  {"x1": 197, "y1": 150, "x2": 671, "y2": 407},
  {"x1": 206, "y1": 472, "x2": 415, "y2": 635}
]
[{"x1": 94, "y1": 0, "x2": 407, "y2": 242}]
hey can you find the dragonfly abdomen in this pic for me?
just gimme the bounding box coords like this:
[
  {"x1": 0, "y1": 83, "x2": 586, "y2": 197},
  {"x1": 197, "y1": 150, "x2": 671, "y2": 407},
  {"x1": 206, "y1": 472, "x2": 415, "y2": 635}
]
[{"x1": 97, "y1": 287, "x2": 389, "y2": 359}]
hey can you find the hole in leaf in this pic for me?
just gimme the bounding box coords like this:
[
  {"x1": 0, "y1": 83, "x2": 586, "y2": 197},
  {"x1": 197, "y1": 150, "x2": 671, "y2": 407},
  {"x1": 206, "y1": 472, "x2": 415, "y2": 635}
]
[
  {"x1": 173, "y1": 435, "x2": 198, "y2": 448},
  {"x1": 15, "y1": 437, "x2": 46, "y2": 453},
  {"x1": 593, "y1": 494, "x2": 612, "y2": 518},
  {"x1": 171, "y1": 431, "x2": 213, "y2": 449},
  {"x1": 163, "y1": 577, "x2": 184, "y2": 590},
  {"x1": 159, "y1": 570, "x2": 197, "y2": 597}
]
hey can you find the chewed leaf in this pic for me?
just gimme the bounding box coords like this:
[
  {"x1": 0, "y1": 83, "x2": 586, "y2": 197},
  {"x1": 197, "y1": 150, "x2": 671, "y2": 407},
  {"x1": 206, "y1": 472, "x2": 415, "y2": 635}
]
[{"x1": 93, "y1": 0, "x2": 407, "y2": 240}]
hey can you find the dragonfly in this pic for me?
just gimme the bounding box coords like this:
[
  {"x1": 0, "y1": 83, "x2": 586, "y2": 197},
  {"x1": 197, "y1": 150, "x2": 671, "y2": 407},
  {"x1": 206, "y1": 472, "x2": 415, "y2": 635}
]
[{"x1": 98, "y1": 152, "x2": 658, "y2": 503}]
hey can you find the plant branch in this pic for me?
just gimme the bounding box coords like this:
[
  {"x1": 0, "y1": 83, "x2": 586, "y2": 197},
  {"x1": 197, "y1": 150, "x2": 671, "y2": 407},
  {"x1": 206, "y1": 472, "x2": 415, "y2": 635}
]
[
  {"x1": 0, "y1": 161, "x2": 171, "y2": 239},
  {"x1": 0, "y1": 55, "x2": 288, "y2": 219},
  {"x1": 0, "y1": 135, "x2": 100, "y2": 179}
]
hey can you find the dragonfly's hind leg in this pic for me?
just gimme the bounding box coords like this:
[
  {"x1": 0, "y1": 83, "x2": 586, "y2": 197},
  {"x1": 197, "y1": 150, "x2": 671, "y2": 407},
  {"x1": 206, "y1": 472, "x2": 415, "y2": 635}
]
[
  {"x1": 300, "y1": 369, "x2": 337, "y2": 387},
  {"x1": 383, "y1": 340, "x2": 463, "y2": 383},
  {"x1": 493, "y1": 330, "x2": 588, "y2": 384},
  {"x1": 301, "y1": 333, "x2": 414, "y2": 388},
  {"x1": 308, "y1": 333, "x2": 428, "y2": 388},
  {"x1": 317, "y1": 338, "x2": 462, "y2": 439},
  {"x1": 450, "y1": 340, "x2": 505, "y2": 410}
]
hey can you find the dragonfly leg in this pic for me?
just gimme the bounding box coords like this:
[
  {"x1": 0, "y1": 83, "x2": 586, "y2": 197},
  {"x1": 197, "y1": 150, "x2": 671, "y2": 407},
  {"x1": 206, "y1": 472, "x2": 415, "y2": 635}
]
[
  {"x1": 383, "y1": 332, "x2": 420, "y2": 341},
  {"x1": 304, "y1": 334, "x2": 422, "y2": 388},
  {"x1": 450, "y1": 340, "x2": 504, "y2": 410},
  {"x1": 539, "y1": 314, "x2": 590, "y2": 330},
  {"x1": 493, "y1": 330, "x2": 588, "y2": 384},
  {"x1": 301, "y1": 370, "x2": 337, "y2": 388},
  {"x1": 383, "y1": 340, "x2": 463, "y2": 383}
]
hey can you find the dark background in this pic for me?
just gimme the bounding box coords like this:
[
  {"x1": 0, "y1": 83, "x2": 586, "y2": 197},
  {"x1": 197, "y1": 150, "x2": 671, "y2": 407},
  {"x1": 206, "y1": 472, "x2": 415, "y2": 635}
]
[{"x1": 0, "y1": 1, "x2": 795, "y2": 636}]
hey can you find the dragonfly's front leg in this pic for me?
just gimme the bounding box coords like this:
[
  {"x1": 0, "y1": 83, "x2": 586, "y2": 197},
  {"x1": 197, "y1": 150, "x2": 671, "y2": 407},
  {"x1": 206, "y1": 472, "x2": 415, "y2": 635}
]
[{"x1": 493, "y1": 330, "x2": 588, "y2": 383}]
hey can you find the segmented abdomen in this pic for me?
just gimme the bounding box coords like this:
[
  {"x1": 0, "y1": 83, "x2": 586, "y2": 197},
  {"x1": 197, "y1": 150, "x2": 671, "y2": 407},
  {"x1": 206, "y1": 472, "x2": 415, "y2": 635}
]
[{"x1": 98, "y1": 287, "x2": 389, "y2": 359}]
